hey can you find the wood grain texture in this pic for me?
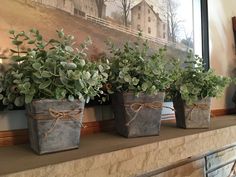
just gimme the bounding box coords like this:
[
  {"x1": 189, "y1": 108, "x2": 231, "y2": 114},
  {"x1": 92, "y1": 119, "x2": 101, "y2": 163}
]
[
  {"x1": 0, "y1": 120, "x2": 115, "y2": 147},
  {"x1": 211, "y1": 108, "x2": 236, "y2": 117},
  {"x1": 0, "y1": 129, "x2": 28, "y2": 147}
]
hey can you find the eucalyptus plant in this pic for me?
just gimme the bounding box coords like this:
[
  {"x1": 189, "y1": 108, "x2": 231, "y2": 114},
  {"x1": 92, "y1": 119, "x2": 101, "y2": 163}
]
[
  {"x1": 107, "y1": 39, "x2": 173, "y2": 96},
  {"x1": 1, "y1": 29, "x2": 109, "y2": 107},
  {"x1": 168, "y1": 54, "x2": 231, "y2": 104},
  {"x1": 0, "y1": 64, "x2": 4, "y2": 102}
]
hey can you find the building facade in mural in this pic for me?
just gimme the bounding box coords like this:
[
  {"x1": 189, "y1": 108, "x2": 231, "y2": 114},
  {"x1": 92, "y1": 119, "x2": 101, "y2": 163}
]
[
  {"x1": 131, "y1": 0, "x2": 167, "y2": 40},
  {"x1": 73, "y1": 0, "x2": 106, "y2": 18},
  {"x1": 33, "y1": 0, "x2": 75, "y2": 15},
  {"x1": 33, "y1": 0, "x2": 106, "y2": 18}
]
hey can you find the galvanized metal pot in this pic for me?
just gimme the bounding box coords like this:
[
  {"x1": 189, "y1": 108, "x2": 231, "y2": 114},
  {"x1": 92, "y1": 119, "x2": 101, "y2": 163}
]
[
  {"x1": 173, "y1": 96, "x2": 211, "y2": 129},
  {"x1": 111, "y1": 92, "x2": 165, "y2": 138},
  {"x1": 26, "y1": 99, "x2": 85, "y2": 154}
]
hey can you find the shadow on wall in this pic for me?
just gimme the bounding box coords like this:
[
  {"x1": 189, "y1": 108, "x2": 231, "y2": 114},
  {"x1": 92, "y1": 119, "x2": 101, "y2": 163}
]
[{"x1": 208, "y1": 0, "x2": 236, "y2": 109}]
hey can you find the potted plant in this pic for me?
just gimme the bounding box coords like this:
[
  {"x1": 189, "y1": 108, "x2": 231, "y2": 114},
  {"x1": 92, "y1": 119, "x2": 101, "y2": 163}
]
[
  {"x1": 107, "y1": 40, "x2": 173, "y2": 138},
  {"x1": 168, "y1": 54, "x2": 230, "y2": 129},
  {"x1": 1, "y1": 29, "x2": 109, "y2": 154}
]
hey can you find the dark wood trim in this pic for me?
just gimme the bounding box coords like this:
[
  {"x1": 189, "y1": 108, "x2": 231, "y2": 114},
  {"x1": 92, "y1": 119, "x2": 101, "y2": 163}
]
[
  {"x1": 211, "y1": 108, "x2": 236, "y2": 117},
  {"x1": 0, "y1": 120, "x2": 115, "y2": 147},
  {"x1": 81, "y1": 119, "x2": 114, "y2": 136},
  {"x1": 0, "y1": 129, "x2": 28, "y2": 147},
  {"x1": 0, "y1": 108, "x2": 235, "y2": 147},
  {"x1": 201, "y1": 0, "x2": 210, "y2": 70}
]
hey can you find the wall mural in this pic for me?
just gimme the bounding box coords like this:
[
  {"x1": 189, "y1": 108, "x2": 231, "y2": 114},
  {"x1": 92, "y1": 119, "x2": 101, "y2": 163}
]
[
  {"x1": 0, "y1": 0, "x2": 194, "y2": 110},
  {"x1": 0, "y1": 0, "x2": 193, "y2": 61}
]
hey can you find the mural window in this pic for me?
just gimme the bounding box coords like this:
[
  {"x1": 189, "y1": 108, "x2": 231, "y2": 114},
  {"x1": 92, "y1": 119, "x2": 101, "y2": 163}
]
[
  {"x1": 148, "y1": 27, "x2": 151, "y2": 34},
  {"x1": 148, "y1": 16, "x2": 151, "y2": 22},
  {"x1": 137, "y1": 24, "x2": 141, "y2": 30}
]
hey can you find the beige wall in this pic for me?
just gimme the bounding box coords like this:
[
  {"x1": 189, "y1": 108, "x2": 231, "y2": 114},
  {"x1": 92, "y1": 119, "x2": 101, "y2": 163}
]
[{"x1": 208, "y1": 0, "x2": 236, "y2": 109}]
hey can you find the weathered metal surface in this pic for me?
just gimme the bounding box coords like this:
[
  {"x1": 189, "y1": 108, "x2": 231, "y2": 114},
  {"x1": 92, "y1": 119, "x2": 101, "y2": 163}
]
[
  {"x1": 26, "y1": 99, "x2": 85, "y2": 154},
  {"x1": 207, "y1": 162, "x2": 236, "y2": 177},
  {"x1": 206, "y1": 146, "x2": 236, "y2": 172},
  {"x1": 173, "y1": 97, "x2": 211, "y2": 129},
  {"x1": 111, "y1": 92, "x2": 165, "y2": 138}
]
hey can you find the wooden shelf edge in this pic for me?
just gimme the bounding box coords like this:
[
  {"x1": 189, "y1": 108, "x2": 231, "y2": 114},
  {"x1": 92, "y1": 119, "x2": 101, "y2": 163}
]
[{"x1": 0, "y1": 108, "x2": 235, "y2": 147}]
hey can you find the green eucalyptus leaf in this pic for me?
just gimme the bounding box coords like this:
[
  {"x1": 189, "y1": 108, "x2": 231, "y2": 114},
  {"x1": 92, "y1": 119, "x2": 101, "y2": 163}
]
[
  {"x1": 79, "y1": 59, "x2": 85, "y2": 66},
  {"x1": 39, "y1": 80, "x2": 51, "y2": 89},
  {"x1": 141, "y1": 83, "x2": 148, "y2": 91},
  {"x1": 68, "y1": 95, "x2": 75, "y2": 102},
  {"x1": 25, "y1": 94, "x2": 33, "y2": 104},
  {"x1": 11, "y1": 56, "x2": 25, "y2": 62},
  {"x1": 3, "y1": 98, "x2": 9, "y2": 105},
  {"x1": 32, "y1": 63, "x2": 41, "y2": 70},
  {"x1": 28, "y1": 40, "x2": 36, "y2": 44},
  {"x1": 65, "y1": 46, "x2": 74, "y2": 52},
  {"x1": 55, "y1": 88, "x2": 67, "y2": 99},
  {"x1": 9, "y1": 30, "x2": 15, "y2": 34},
  {"x1": 33, "y1": 72, "x2": 42, "y2": 79},
  {"x1": 41, "y1": 71, "x2": 52, "y2": 78},
  {"x1": 66, "y1": 63, "x2": 77, "y2": 69},
  {"x1": 14, "y1": 96, "x2": 24, "y2": 107},
  {"x1": 12, "y1": 40, "x2": 23, "y2": 46}
]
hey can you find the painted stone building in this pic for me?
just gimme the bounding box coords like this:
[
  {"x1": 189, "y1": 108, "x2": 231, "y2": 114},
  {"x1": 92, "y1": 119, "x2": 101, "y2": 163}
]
[
  {"x1": 32, "y1": 0, "x2": 106, "y2": 18},
  {"x1": 131, "y1": 0, "x2": 167, "y2": 40},
  {"x1": 33, "y1": 0, "x2": 75, "y2": 15},
  {"x1": 73, "y1": 0, "x2": 106, "y2": 18}
]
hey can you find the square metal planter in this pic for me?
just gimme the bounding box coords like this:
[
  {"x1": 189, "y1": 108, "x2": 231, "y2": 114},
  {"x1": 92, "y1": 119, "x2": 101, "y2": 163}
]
[
  {"x1": 111, "y1": 92, "x2": 165, "y2": 138},
  {"x1": 173, "y1": 96, "x2": 211, "y2": 129},
  {"x1": 26, "y1": 99, "x2": 85, "y2": 154}
]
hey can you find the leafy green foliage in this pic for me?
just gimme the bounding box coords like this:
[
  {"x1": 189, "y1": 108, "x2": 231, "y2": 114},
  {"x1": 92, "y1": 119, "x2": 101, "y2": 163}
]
[
  {"x1": 107, "y1": 39, "x2": 173, "y2": 96},
  {"x1": 168, "y1": 54, "x2": 231, "y2": 104},
  {"x1": 1, "y1": 29, "x2": 109, "y2": 107},
  {"x1": 0, "y1": 65, "x2": 4, "y2": 101}
]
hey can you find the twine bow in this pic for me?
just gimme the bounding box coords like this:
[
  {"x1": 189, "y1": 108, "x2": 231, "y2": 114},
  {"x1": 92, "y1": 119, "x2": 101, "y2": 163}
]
[
  {"x1": 186, "y1": 103, "x2": 210, "y2": 120},
  {"x1": 125, "y1": 101, "x2": 175, "y2": 126},
  {"x1": 43, "y1": 108, "x2": 84, "y2": 139}
]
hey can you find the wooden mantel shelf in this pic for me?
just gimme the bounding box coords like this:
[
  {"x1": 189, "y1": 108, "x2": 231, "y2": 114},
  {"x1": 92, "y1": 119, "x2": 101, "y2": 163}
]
[{"x1": 1, "y1": 116, "x2": 236, "y2": 177}]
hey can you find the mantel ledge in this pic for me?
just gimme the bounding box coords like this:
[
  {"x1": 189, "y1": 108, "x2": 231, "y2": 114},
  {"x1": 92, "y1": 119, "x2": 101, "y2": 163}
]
[{"x1": 1, "y1": 116, "x2": 236, "y2": 177}]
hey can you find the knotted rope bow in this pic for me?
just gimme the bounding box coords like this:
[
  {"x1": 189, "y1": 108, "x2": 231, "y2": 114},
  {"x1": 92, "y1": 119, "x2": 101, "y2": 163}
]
[
  {"x1": 42, "y1": 108, "x2": 84, "y2": 138},
  {"x1": 186, "y1": 103, "x2": 210, "y2": 120},
  {"x1": 125, "y1": 101, "x2": 175, "y2": 126}
]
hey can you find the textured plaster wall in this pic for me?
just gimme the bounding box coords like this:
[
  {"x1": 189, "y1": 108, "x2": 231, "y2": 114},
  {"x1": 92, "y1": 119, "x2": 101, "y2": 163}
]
[{"x1": 208, "y1": 0, "x2": 236, "y2": 109}]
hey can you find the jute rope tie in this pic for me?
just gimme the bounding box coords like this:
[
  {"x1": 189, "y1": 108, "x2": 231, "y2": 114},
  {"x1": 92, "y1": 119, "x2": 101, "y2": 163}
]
[
  {"x1": 186, "y1": 103, "x2": 210, "y2": 120},
  {"x1": 125, "y1": 101, "x2": 175, "y2": 126},
  {"x1": 30, "y1": 108, "x2": 84, "y2": 139}
]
